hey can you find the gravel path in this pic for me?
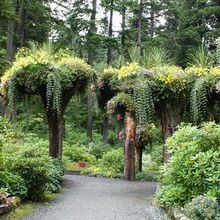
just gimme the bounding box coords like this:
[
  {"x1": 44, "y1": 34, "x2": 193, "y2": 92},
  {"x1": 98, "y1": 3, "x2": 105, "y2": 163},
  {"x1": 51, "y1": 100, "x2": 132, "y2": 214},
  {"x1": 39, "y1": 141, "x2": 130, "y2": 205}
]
[{"x1": 24, "y1": 175, "x2": 169, "y2": 220}]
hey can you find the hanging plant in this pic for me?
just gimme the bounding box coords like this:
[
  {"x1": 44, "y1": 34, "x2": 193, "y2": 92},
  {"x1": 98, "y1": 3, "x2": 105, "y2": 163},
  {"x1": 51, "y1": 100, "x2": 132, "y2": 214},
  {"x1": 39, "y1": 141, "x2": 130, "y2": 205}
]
[{"x1": 133, "y1": 82, "x2": 154, "y2": 125}]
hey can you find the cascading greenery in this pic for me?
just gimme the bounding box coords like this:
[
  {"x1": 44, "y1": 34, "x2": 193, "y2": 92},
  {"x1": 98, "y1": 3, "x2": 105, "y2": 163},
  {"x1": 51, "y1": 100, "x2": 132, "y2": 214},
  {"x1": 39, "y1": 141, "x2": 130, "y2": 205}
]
[
  {"x1": 133, "y1": 82, "x2": 154, "y2": 125},
  {"x1": 1, "y1": 43, "x2": 93, "y2": 117},
  {"x1": 190, "y1": 77, "x2": 209, "y2": 123},
  {"x1": 46, "y1": 72, "x2": 62, "y2": 115}
]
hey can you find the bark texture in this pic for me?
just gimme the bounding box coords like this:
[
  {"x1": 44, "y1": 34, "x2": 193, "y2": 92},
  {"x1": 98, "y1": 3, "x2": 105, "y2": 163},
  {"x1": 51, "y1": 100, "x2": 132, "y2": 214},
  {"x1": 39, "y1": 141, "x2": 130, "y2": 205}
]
[
  {"x1": 159, "y1": 106, "x2": 181, "y2": 163},
  {"x1": 124, "y1": 112, "x2": 136, "y2": 181}
]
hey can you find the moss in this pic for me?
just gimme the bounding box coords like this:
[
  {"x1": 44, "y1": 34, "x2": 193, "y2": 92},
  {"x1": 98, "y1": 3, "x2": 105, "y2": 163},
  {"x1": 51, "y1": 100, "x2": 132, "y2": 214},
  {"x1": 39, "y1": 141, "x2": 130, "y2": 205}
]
[
  {"x1": 1, "y1": 203, "x2": 36, "y2": 220},
  {"x1": 1, "y1": 192, "x2": 61, "y2": 220}
]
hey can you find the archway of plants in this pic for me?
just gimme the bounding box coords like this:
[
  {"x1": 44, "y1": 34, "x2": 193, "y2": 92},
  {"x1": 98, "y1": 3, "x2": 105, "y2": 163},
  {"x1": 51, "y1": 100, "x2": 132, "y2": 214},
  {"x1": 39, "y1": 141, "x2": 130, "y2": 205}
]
[{"x1": 1, "y1": 43, "x2": 94, "y2": 159}]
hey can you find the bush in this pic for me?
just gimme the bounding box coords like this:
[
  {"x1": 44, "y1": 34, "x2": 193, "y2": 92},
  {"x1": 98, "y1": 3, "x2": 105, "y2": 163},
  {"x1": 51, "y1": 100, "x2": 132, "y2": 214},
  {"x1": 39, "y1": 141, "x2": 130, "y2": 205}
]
[
  {"x1": 0, "y1": 171, "x2": 27, "y2": 198},
  {"x1": 156, "y1": 122, "x2": 220, "y2": 208},
  {"x1": 136, "y1": 171, "x2": 162, "y2": 182},
  {"x1": 46, "y1": 159, "x2": 65, "y2": 193},
  {"x1": 88, "y1": 142, "x2": 111, "y2": 159},
  {"x1": 98, "y1": 148, "x2": 124, "y2": 173},
  {"x1": 63, "y1": 144, "x2": 96, "y2": 164},
  {"x1": 184, "y1": 196, "x2": 220, "y2": 220},
  {"x1": 3, "y1": 144, "x2": 54, "y2": 201}
]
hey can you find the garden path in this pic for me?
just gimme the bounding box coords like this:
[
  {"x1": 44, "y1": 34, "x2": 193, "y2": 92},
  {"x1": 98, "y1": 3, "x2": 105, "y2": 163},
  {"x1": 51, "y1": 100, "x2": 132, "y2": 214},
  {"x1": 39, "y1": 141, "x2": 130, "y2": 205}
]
[{"x1": 24, "y1": 175, "x2": 169, "y2": 220}]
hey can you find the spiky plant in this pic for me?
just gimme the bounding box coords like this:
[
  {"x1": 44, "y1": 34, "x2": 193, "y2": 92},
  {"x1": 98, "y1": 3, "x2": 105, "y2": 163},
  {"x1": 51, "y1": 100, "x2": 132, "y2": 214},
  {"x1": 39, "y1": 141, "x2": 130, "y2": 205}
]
[{"x1": 188, "y1": 46, "x2": 215, "y2": 67}]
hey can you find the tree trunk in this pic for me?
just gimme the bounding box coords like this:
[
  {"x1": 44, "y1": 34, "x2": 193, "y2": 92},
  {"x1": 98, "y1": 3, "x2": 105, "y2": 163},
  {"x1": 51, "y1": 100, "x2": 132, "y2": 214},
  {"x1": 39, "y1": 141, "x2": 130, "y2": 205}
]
[
  {"x1": 102, "y1": 116, "x2": 109, "y2": 144},
  {"x1": 87, "y1": 0, "x2": 97, "y2": 65},
  {"x1": 137, "y1": 0, "x2": 143, "y2": 56},
  {"x1": 87, "y1": 89, "x2": 93, "y2": 142},
  {"x1": 121, "y1": 6, "x2": 126, "y2": 58},
  {"x1": 136, "y1": 145, "x2": 143, "y2": 172},
  {"x1": 107, "y1": 0, "x2": 114, "y2": 65},
  {"x1": 6, "y1": 0, "x2": 26, "y2": 61},
  {"x1": 40, "y1": 82, "x2": 82, "y2": 159},
  {"x1": 124, "y1": 112, "x2": 136, "y2": 181},
  {"x1": 6, "y1": 21, "x2": 16, "y2": 61},
  {"x1": 47, "y1": 112, "x2": 64, "y2": 159},
  {"x1": 150, "y1": 0, "x2": 155, "y2": 38},
  {"x1": 160, "y1": 107, "x2": 181, "y2": 163}
]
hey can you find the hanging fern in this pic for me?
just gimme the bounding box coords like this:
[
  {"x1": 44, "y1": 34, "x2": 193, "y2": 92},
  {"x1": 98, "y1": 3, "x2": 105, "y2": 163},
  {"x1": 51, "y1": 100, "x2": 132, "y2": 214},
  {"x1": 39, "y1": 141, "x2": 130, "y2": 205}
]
[
  {"x1": 133, "y1": 82, "x2": 154, "y2": 124},
  {"x1": 190, "y1": 77, "x2": 210, "y2": 123},
  {"x1": 8, "y1": 80, "x2": 19, "y2": 118},
  {"x1": 46, "y1": 72, "x2": 62, "y2": 115}
]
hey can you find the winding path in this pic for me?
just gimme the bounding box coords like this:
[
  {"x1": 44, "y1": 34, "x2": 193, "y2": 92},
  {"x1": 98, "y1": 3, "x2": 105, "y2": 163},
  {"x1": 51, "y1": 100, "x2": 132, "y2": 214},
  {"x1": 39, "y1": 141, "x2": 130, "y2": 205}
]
[{"x1": 24, "y1": 175, "x2": 169, "y2": 220}]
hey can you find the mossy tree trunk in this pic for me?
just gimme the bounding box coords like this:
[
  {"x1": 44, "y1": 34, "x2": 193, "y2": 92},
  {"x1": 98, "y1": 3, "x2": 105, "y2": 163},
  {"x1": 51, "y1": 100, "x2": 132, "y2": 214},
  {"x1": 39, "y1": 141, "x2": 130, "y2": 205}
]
[{"x1": 124, "y1": 112, "x2": 136, "y2": 181}]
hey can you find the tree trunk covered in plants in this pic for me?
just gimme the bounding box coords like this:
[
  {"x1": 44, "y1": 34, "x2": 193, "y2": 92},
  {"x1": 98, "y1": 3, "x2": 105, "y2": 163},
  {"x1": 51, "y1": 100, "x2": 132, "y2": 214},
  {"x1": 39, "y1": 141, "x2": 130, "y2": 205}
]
[
  {"x1": 107, "y1": 0, "x2": 114, "y2": 65},
  {"x1": 160, "y1": 106, "x2": 181, "y2": 163},
  {"x1": 124, "y1": 112, "x2": 136, "y2": 181},
  {"x1": 87, "y1": 89, "x2": 93, "y2": 142},
  {"x1": 102, "y1": 116, "x2": 109, "y2": 144},
  {"x1": 40, "y1": 82, "x2": 82, "y2": 159}
]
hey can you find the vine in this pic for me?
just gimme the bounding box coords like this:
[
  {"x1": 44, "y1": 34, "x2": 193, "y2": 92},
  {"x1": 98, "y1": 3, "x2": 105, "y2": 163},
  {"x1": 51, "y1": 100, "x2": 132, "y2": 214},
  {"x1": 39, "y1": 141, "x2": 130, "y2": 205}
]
[
  {"x1": 190, "y1": 77, "x2": 210, "y2": 123},
  {"x1": 46, "y1": 72, "x2": 62, "y2": 115},
  {"x1": 133, "y1": 82, "x2": 154, "y2": 125},
  {"x1": 8, "y1": 80, "x2": 19, "y2": 119}
]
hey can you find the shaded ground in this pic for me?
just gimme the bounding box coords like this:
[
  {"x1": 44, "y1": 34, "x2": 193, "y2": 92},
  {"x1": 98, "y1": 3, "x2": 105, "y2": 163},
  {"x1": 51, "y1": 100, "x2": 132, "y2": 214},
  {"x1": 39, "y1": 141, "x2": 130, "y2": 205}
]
[{"x1": 23, "y1": 175, "x2": 169, "y2": 220}]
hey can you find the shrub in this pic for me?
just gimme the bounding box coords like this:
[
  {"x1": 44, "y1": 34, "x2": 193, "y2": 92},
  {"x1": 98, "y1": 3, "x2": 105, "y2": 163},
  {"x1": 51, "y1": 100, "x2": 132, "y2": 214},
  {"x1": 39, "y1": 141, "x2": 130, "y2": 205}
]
[
  {"x1": 156, "y1": 122, "x2": 220, "y2": 208},
  {"x1": 0, "y1": 171, "x2": 27, "y2": 198},
  {"x1": 98, "y1": 148, "x2": 124, "y2": 173},
  {"x1": 3, "y1": 144, "x2": 54, "y2": 201},
  {"x1": 184, "y1": 196, "x2": 220, "y2": 220},
  {"x1": 63, "y1": 144, "x2": 96, "y2": 164},
  {"x1": 88, "y1": 142, "x2": 111, "y2": 159},
  {"x1": 136, "y1": 171, "x2": 162, "y2": 182},
  {"x1": 46, "y1": 159, "x2": 64, "y2": 193}
]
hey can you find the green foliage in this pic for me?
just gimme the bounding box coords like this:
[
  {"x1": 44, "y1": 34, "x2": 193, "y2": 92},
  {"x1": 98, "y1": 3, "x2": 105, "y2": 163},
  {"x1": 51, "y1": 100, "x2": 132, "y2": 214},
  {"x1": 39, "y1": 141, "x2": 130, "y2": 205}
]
[
  {"x1": 188, "y1": 46, "x2": 215, "y2": 67},
  {"x1": 133, "y1": 82, "x2": 154, "y2": 124},
  {"x1": 136, "y1": 171, "x2": 161, "y2": 182},
  {"x1": 87, "y1": 142, "x2": 111, "y2": 159},
  {"x1": 3, "y1": 144, "x2": 54, "y2": 201},
  {"x1": 3, "y1": 43, "x2": 93, "y2": 116},
  {"x1": 0, "y1": 171, "x2": 27, "y2": 198},
  {"x1": 217, "y1": 37, "x2": 220, "y2": 64},
  {"x1": 141, "y1": 48, "x2": 173, "y2": 68},
  {"x1": 107, "y1": 92, "x2": 134, "y2": 117},
  {"x1": 98, "y1": 148, "x2": 124, "y2": 173},
  {"x1": 184, "y1": 196, "x2": 220, "y2": 220},
  {"x1": 156, "y1": 122, "x2": 220, "y2": 208},
  {"x1": 46, "y1": 159, "x2": 64, "y2": 193},
  {"x1": 190, "y1": 77, "x2": 210, "y2": 122},
  {"x1": 63, "y1": 144, "x2": 96, "y2": 164}
]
